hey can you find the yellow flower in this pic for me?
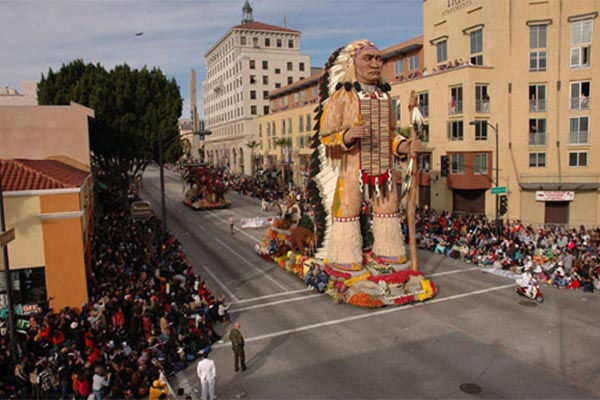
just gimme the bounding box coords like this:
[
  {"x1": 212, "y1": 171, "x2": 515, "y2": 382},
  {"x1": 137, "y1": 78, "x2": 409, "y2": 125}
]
[{"x1": 344, "y1": 271, "x2": 371, "y2": 287}]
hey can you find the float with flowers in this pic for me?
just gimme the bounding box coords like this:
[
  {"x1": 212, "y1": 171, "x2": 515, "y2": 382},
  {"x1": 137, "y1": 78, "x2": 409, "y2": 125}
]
[
  {"x1": 182, "y1": 163, "x2": 231, "y2": 210},
  {"x1": 255, "y1": 47, "x2": 437, "y2": 308},
  {"x1": 255, "y1": 196, "x2": 437, "y2": 308}
]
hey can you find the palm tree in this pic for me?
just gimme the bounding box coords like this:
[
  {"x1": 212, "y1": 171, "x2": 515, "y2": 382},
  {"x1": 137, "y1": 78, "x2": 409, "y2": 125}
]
[
  {"x1": 274, "y1": 137, "x2": 292, "y2": 186},
  {"x1": 245, "y1": 140, "x2": 259, "y2": 176}
]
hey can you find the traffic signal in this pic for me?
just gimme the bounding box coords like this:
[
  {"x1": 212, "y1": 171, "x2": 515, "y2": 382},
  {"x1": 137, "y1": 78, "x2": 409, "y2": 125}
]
[
  {"x1": 440, "y1": 155, "x2": 450, "y2": 177},
  {"x1": 499, "y1": 195, "x2": 508, "y2": 215}
]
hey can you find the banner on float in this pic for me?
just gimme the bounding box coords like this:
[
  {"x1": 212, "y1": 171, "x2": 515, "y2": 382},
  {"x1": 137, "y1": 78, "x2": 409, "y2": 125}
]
[{"x1": 240, "y1": 216, "x2": 273, "y2": 229}]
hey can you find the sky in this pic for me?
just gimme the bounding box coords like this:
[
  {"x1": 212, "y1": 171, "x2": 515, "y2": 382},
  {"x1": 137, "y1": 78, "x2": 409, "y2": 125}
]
[{"x1": 1, "y1": 0, "x2": 423, "y2": 119}]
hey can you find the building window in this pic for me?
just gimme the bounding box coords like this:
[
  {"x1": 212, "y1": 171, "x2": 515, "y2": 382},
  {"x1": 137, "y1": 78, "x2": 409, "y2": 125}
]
[
  {"x1": 393, "y1": 99, "x2": 401, "y2": 122},
  {"x1": 529, "y1": 152, "x2": 546, "y2": 167},
  {"x1": 274, "y1": 68, "x2": 281, "y2": 74},
  {"x1": 571, "y1": 19, "x2": 592, "y2": 68},
  {"x1": 263, "y1": 105, "x2": 269, "y2": 115},
  {"x1": 409, "y1": 55, "x2": 419, "y2": 71},
  {"x1": 394, "y1": 60, "x2": 404, "y2": 76},
  {"x1": 569, "y1": 116, "x2": 589, "y2": 144},
  {"x1": 299, "y1": 62, "x2": 305, "y2": 71},
  {"x1": 1, "y1": 267, "x2": 47, "y2": 305},
  {"x1": 240, "y1": 36, "x2": 247, "y2": 45},
  {"x1": 288, "y1": 39, "x2": 294, "y2": 48},
  {"x1": 251, "y1": 105, "x2": 257, "y2": 115},
  {"x1": 529, "y1": 84, "x2": 547, "y2": 112},
  {"x1": 421, "y1": 124, "x2": 430, "y2": 142},
  {"x1": 259, "y1": 124, "x2": 263, "y2": 138},
  {"x1": 448, "y1": 120, "x2": 464, "y2": 141},
  {"x1": 418, "y1": 92, "x2": 429, "y2": 118},
  {"x1": 569, "y1": 151, "x2": 588, "y2": 167},
  {"x1": 262, "y1": 60, "x2": 268, "y2": 70},
  {"x1": 293, "y1": 93, "x2": 299, "y2": 104},
  {"x1": 249, "y1": 60, "x2": 255, "y2": 69},
  {"x1": 263, "y1": 76, "x2": 269, "y2": 85},
  {"x1": 288, "y1": 118, "x2": 292, "y2": 134},
  {"x1": 265, "y1": 38, "x2": 270, "y2": 47},
  {"x1": 436, "y1": 40, "x2": 448, "y2": 64},
  {"x1": 529, "y1": 25, "x2": 547, "y2": 71},
  {"x1": 418, "y1": 153, "x2": 431, "y2": 172},
  {"x1": 287, "y1": 62, "x2": 293, "y2": 71},
  {"x1": 250, "y1": 90, "x2": 256, "y2": 100},
  {"x1": 449, "y1": 86, "x2": 463, "y2": 115},
  {"x1": 299, "y1": 115, "x2": 304, "y2": 132},
  {"x1": 263, "y1": 90, "x2": 269, "y2": 100},
  {"x1": 570, "y1": 81, "x2": 590, "y2": 109},
  {"x1": 475, "y1": 84, "x2": 490, "y2": 113},
  {"x1": 281, "y1": 119, "x2": 286, "y2": 134},
  {"x1": 451, "y1": 153, "x2": 465, "y2": 174},
  {"x1": 275, "y1": 83, "x2": 281, "y2": 88},
  {"x1": 529, "y1": 118, "x2": 547, "y2": 146},
  {"x1": 250, "y1": 75, "x2": 256, "y2": 84},
  {"x1": 253, "y1": 37, "x2": 259, "y2": 47},
  {"x1": 277, "y1": 38, "x2": 282, "y2": 47},
  {"x1": 474, "y1": 121, "x2": 488, "y2": 141},
  {"x1": 474, "y1": 153, "x2": 488, "y2": 175},
  {"x1": 306, "y1": 114, "x2": 311, "y2": 132},
  {"x1": 470, "y1": 29, "x2": 483, "y2": 65}
]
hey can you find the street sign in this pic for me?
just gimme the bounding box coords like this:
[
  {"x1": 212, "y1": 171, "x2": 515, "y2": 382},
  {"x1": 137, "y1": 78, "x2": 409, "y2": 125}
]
[
  {"x1": 0, "y1": 228, "x2": 15, "y2": 247},
  {"x1": 490, "y1": 186, "x2": 507, "y2": 195}
]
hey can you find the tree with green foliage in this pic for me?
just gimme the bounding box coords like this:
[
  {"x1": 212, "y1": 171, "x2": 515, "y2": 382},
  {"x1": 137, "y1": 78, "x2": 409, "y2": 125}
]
[
  {"x1": 38, "y1": 59, "x2": 183, "y2": 202},
  {"x1": 245, "y1": 140, "x2": 259, "y2": 176}
]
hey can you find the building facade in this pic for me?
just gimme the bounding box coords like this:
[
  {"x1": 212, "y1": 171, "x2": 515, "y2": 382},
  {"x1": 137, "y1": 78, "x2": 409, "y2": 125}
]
[
  {"x1": 1, "y1": 159, "x2": 93, "y2": 312},
  {"x1": 388, "y1": 0, "x2": 600, "y2": 227},
  {"x1": 0, "y1": 81, "x2": 38, "y2": 106},
  {"x1": 202, "y1": 1, "x2": 311, "y2": 175}
]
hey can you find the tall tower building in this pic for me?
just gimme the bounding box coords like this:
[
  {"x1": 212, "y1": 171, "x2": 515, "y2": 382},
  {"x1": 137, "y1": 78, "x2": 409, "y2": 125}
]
[{"x1": 202, "y1": 1, "x2": 311, "y2": 174}]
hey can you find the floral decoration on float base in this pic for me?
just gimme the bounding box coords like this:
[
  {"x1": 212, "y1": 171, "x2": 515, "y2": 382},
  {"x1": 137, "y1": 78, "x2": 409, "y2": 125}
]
[{"x1": 255, "y1": 221, "x2": 437, "y2": 308}]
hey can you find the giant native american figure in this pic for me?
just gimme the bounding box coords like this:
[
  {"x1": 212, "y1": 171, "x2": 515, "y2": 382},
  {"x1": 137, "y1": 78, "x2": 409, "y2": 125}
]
[{"x1": 307, "y1": 39, "x2": 420, "y2": 268}]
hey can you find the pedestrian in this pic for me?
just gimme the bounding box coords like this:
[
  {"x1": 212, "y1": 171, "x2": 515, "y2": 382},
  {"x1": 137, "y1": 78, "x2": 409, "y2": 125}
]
[
  {"x1": 196, "y1": 352, "x2": 216, "y2": 400},
  {"x1": 229, "y1": 216, "x2": 235, "y2": 234},
  {"x1": 92, "y1": 365, "x2": 111, "y2": 400},
  {"x1": 228, "y1": 322, "x2": 247, "y2": 372}
]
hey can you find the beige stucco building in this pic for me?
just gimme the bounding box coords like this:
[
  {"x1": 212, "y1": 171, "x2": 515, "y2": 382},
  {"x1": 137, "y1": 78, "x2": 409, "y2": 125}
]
[
  {"x1": 202, "y1": 1, "x2": 311, "y2": 175},
  {"x1": 256, "y1": 0, "x2": 600, "y2": 227},
  {"x1": 0, "y1": 81, "x2": 38, "y2": 106},
  {"x1": 0, "y1": 102, "x2": 94, "y2": 169}
]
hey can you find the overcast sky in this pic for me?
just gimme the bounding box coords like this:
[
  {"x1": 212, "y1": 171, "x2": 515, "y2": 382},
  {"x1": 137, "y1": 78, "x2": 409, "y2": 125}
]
[{"x1": 1, "y1": 0, "x2": 423, "y2": 119}]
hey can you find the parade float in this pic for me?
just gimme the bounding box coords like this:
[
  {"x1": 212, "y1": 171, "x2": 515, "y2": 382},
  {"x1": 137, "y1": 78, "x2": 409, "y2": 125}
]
[
  {"x1": 182, "y1": 163, "x2": 231, "y2": 210},
  {"x1": 255, "y1": 40, "x2": 437, "y2": 308}
]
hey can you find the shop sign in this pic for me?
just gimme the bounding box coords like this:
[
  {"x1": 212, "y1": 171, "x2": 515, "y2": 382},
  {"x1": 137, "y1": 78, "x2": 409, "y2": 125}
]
[{"x1": 535, "y1": 191, "x2": 575, "y2": 202}]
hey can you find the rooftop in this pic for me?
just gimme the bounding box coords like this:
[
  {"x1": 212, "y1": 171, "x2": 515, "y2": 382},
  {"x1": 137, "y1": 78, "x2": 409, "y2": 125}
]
[{"x1": 0, "y1": 159, "x2": 90, "y2": 191}]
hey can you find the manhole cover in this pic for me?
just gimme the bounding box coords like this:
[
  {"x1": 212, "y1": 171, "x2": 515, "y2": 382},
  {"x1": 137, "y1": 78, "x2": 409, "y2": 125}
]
[
  {"x1": 460, "y1": 383, "x2": 482, "y2": 394},
  {"x1": 519, "y1": 300, "x2": 538, "y2": 307}
]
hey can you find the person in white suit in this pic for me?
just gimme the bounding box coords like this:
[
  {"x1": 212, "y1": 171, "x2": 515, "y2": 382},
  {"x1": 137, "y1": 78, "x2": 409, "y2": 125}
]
[{"x1": 196, "y1": 352, "x2": 216, "y2": 400}]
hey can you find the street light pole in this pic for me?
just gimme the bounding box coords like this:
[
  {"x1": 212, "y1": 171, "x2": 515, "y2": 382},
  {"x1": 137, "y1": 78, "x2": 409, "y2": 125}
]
[
  {"x1": 470, "y1": 120, "x2": 501, "y2": 236},
  {"x1": 158, "y1": 133, "x2": 167, "y2": 232}
]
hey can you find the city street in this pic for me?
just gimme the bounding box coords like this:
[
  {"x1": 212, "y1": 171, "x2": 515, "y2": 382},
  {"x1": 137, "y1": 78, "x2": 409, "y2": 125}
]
[{"x1": 141, "y1": 167, "x2": 600, "y2": 399}]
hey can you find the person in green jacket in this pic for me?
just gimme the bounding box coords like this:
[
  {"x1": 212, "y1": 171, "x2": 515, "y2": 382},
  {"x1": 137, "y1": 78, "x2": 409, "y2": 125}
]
[{"x1": 228, "y1": 323, "x2": 247, "y2": 372}]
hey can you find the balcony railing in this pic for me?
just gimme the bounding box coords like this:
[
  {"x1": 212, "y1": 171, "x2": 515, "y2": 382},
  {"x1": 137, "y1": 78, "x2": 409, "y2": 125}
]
[
  {"x1": 529, "y1": 99, "x2": 546, "y2": 112},
  {"x1": 448, "y1": 100, "x2": 463, "y2": 115},
  {"x1": 529, "y1": 132, "x2": 547, "y2": 146},
  {"x1": 569, "y1": 130, "x2": 589, "y2": 145},
  {"x1": 570, "y1": 96, "x2": 591, "y2": 110},
  {"x1": 475, "y1": 100, "x2": 490, "y2": 113}
]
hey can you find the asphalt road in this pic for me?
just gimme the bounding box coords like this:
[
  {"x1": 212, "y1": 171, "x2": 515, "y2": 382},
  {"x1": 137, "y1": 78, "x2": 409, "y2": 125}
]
[{"x1": 140, "y1": 167, "x2": 600, "y2": 400}]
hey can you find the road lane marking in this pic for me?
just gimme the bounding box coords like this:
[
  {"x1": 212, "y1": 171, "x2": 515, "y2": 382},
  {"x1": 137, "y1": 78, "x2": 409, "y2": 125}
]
[
  {"x1": 230, "y1": 293, "x2": 324, "y2": 313},
  {"x1": 214, "y1": 238, "x2": 289, "y2": 291},
  {"x1": 428, "y1": 267, "x2": 480, "y2": 277},
  {"x1": 199, "y1": 264, "x2": 240, "y2": 302},
  {"x1": 232, "y1": 288, "x2": 311, "y2": 304},
  {"x1": 210, "y1": 283, "x2": 516, "y2": 349}
]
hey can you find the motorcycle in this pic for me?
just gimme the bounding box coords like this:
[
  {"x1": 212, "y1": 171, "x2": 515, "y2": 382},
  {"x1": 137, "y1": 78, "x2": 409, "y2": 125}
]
[{"x1": 516, "y1": 281, "x2": 544, "y2": 303}]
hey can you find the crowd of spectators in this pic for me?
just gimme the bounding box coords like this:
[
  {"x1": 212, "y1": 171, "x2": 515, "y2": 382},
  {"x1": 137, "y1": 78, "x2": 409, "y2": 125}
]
[
  {"x1": 413, "y1": 207, "x2": 600, "y2": 292},
  {"x1": 0, "y1": 190, "x2": 228, "y2": 399}
]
